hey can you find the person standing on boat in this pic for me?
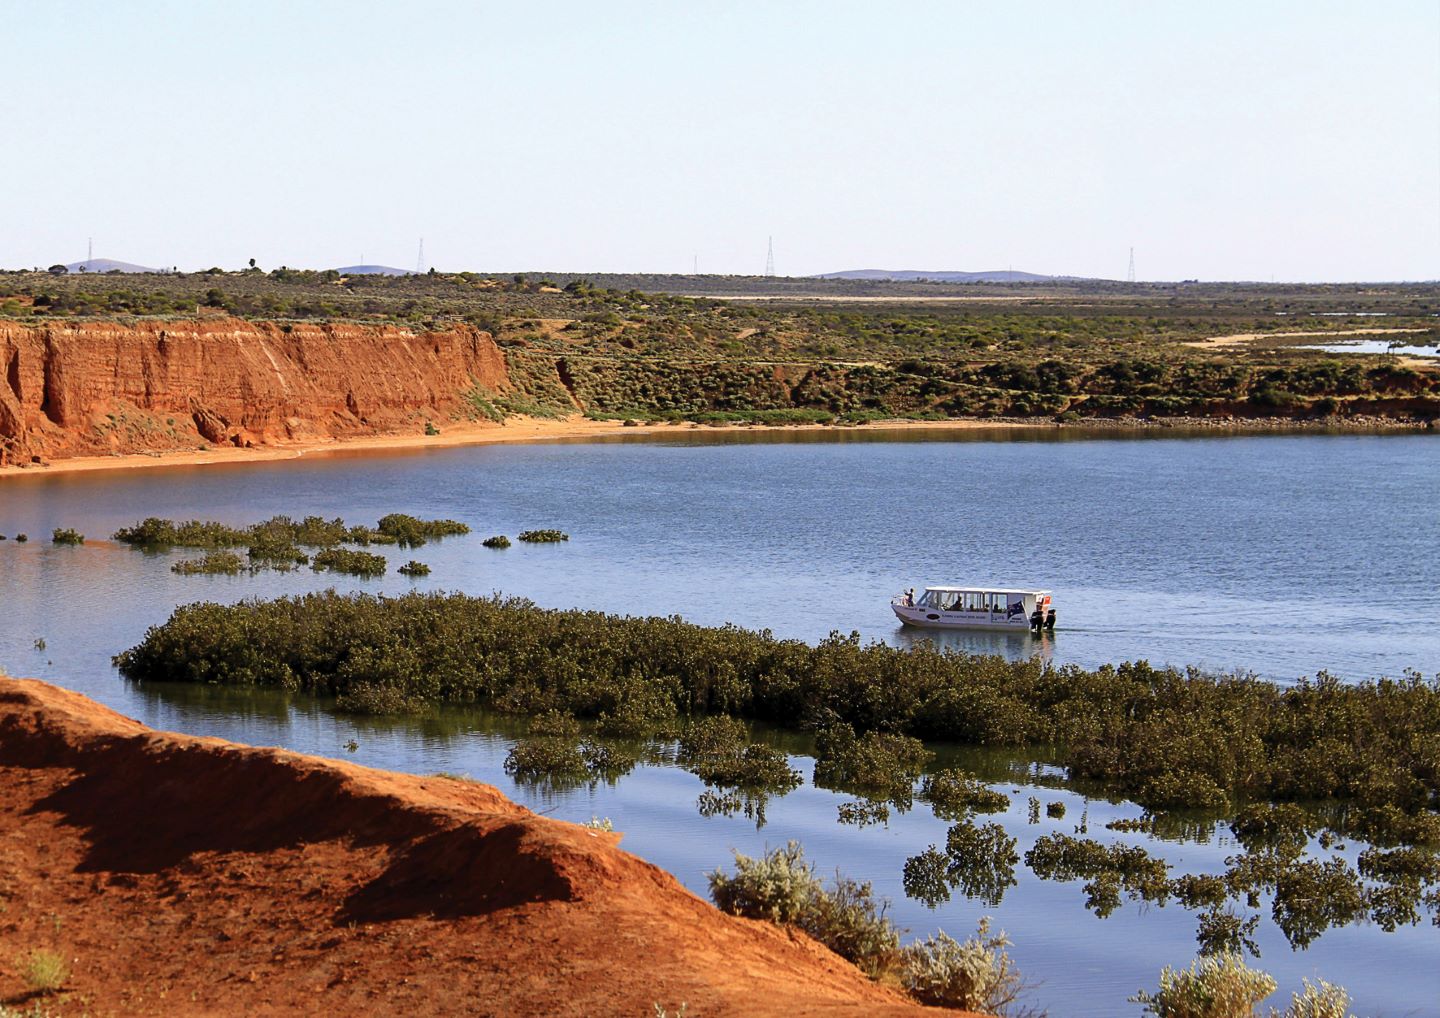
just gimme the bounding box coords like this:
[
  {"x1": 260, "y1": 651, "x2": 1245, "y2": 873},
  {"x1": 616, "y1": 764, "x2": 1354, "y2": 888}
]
[{"x1": 903, "y1": 588, "x2": 915, "y2": 607}]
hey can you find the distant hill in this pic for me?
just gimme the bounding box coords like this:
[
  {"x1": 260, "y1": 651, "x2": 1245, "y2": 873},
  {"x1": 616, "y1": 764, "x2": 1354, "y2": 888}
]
[
  {"x1": 816, "y1": 268, "x2": 1077, "y2": 283},
  {"x1": 333, "y1": 264, "x2": 412, "y2": 276},
  {"x1": 64, "y1": 258, "x2": 161, "y2": 274}
]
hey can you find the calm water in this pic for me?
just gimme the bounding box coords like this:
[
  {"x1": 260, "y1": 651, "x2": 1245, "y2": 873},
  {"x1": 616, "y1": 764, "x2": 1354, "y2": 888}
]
[
  {"x1": 1298, "y1": 340, "x2": 1440, "y2": 358},
  {"x1": 2, "y1": 428, "x2": 1437, "y2": 1016}
]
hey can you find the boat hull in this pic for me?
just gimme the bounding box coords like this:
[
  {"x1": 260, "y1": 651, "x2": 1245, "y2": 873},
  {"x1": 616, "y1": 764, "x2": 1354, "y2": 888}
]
[{"x1": 892, "y1": 604, "x2": 1036, "y2": 631}]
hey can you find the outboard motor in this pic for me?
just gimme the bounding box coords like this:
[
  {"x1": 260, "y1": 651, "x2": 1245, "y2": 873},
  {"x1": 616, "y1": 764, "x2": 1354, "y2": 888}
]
[{"x1": 1045, "y1": 608, "x2": 1056, "y2": 631}]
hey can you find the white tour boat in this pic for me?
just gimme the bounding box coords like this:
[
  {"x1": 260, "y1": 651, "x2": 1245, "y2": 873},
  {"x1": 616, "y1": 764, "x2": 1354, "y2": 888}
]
[{"x1": 891, "y1": 586, "x2": 1055, "y2": 632}]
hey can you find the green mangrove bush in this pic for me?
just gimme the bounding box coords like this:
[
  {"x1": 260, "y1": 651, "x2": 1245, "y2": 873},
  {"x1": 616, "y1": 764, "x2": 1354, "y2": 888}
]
[
  {"x1": 311, "y1": 548, "x2": 387, "y2": 577},
  {"x1": 112, "y1": 591, "x2": 1440, "y2": 831},
  {"x1": 918, "y1": 768, "x2": 1010, "y2": 818},
  {"x1": 171, "y1": 550, "x2": 246, "y2": 575},
  {"x1": 518, "y1": 529, "x2": 569, "y2": 543},
  {"x1": 51, "y1": 528, "x2": 84, "y2": 545}
]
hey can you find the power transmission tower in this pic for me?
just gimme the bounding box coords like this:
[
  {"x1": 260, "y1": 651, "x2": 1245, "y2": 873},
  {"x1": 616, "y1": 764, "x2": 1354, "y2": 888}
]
[
  {"x1": 1127, "y1": 247, "x2": 1136, "y2": 283},
  {"x1": 416, "y1": 238, "x2": 425, "y2": 274},
  {"x1": 765, "y1": 236, "x2": 775, "y2": 277}
]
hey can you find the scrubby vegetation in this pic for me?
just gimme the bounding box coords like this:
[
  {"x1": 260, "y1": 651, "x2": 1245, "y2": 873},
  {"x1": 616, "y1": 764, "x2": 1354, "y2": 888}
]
[
  {"x1": 111, "y1": 513, "x2": 474, "y2": 577},
  {"x1": 901, "y1": 919, "x2": 1024, "y2": 1013},
  {"x1": 4, "y1": 268, "x2": 1436, "y2": 425},
  {"x1": 1132, "y1": 954, "x2": 1358, "y2": 1018},
  {"x1": 518, "y1": 529, "x2": 568, "y2": 543},
  {"x1": 707, "y1": 842, "x2": 1027, "y2": 1011},
  {"x1": 483, "y1": 279, "x2": 1440, "y2": 427},
  {"x1": 311, "y1": 547, "x2": 387, "y2": 577},
  {"x1": 50, "y1": 528, "x2": 84, "y2": 545},
  {"x1": 918, "y1": 768, "x2": 1011, "y2": 818},
  {"x1": 481, "y1": 535, "x2": 511, "y2": 548},
  {"x1": 113, "y1": 591, "x2": 1440, "y2": 825},
  {"x1": 675, "y1": 716, "x2": 801, "y2": 793},
  {"x1": 172, "y1": 550, "x2": 246, "y2": 575},
  {"x1": 18, "y1": 948, "x2": 69, "y2": 995}
]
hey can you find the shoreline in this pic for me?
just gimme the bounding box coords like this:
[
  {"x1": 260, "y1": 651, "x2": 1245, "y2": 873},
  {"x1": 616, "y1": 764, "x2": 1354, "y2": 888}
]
[{"x1": 0, "y1": 412, "x2": 1431, "y2": 480}]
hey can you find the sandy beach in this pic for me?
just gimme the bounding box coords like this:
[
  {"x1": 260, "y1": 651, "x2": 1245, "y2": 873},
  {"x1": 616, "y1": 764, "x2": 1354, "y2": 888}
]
[{"x1": 0, "y1": 415, "x2": 1051, "y2": 480}]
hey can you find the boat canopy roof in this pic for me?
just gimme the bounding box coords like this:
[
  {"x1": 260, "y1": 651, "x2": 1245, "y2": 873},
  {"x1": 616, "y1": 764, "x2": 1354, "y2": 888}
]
[{"x1": 922, "y1": 586, "x2": 1050, "y2": 595}]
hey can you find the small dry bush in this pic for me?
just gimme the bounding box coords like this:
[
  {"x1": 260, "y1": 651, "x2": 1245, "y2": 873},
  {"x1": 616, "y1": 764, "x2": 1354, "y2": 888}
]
[
  {"x1": 707, "y1": 841, "x2": 900, "y2": 975},
  {"x1": 900, "y1": 918, "x2": 1022, "y2": 1013},
  {"x1": 1272, "y1": 980, "x2": 1354, "y2": 1018},
  {"x1": 1131, "y1": 953, "x2": 1277, "y2": 1018},
  {"x1": 18, "y1": 948, "x2": 69, "y2": 994},
  {"x1": 708, "y1": 841, "x2": 822, "y2": 924},
  {"x1": 1134, "y1": 955, "x2": 1356, "y2": 1018}
]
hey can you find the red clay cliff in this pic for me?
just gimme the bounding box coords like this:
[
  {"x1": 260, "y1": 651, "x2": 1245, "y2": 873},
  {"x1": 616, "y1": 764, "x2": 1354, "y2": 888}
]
[
  {"x1": 0, "y1": 678, "x2": 961, "y2": 1016},
  {"x1": 0, "y1": 318, "x2": 509, "y2": 465}
]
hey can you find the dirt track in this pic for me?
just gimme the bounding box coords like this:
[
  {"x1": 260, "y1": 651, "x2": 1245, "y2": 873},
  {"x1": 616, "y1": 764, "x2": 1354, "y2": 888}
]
[{"x1": 0, "y1": 678, "x2": 961, "y2": 1016}]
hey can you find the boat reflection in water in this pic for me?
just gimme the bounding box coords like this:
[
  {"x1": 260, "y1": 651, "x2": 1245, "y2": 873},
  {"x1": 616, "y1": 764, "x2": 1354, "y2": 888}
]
[{"x1": 893, "y1": 623, "x2": 1056, "y2": 665}]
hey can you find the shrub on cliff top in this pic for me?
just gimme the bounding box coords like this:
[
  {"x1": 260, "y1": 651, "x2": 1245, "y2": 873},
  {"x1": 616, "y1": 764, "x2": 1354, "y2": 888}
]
[{"x1": 707, "y1": 841, "x2": 900, "y2": 975}]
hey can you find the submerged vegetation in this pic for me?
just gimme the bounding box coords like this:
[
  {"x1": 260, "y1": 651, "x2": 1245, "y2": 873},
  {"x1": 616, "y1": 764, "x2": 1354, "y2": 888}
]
[
  {"x1": 171, "y1": 550, "x2": 246, "y2": 575},
  {"x1": 109, "y1": 513, "x2": 478, "y2": 578},
  {"x1": 311, "y1": 547, "x2": 388, "y2": 577},
  {"x1": 114, "y1": 591, "x2": 1440, "y2": 824}
]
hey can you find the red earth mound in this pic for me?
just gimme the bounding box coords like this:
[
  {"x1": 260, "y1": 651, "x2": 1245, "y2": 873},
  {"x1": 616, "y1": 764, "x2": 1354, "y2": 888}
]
[{"x1": 0, "y1": 679, "x2": 967, "y2": 1016}]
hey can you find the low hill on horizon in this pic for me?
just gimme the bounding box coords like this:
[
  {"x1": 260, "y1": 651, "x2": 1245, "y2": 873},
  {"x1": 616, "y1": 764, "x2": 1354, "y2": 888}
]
[
  {"x1": 333, "y1": 264, "x2": 412, "y2": 276},
  {"x1": 817, "y1": 268, "x2": 1090, "y2": 283},
  {"x1": 63, "y1": 258, "x2": 162, "y2": 274}
]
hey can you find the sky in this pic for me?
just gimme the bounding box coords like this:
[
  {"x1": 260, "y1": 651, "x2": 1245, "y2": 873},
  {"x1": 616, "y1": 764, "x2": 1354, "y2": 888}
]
[{"x1": 2, "y1": 1, "x2": 1437, "y2": 281}]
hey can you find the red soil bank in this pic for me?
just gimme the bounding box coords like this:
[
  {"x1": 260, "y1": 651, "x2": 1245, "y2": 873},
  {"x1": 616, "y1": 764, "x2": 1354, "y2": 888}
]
[
  {"x1": 0, "y1": 679, "x2": 965, "y2": 1016},
  {"x1": 0, "y1": 319, "x2": 509, "y2": 465}
]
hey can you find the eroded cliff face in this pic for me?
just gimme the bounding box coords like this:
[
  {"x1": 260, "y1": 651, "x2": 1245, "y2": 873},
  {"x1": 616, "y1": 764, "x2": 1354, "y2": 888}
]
[{"x1": 0, "y1": 317, "x2": 508, "y2": 464}]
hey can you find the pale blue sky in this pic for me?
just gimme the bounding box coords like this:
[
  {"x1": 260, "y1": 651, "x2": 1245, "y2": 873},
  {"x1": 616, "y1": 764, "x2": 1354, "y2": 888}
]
[{"x1": 4, "y1": 1, "x2": 1437, "y2": 280}]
